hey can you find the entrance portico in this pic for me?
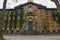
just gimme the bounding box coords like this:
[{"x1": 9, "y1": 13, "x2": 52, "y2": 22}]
[{"x1": 25, "y1": 16, "x2": 35, "y2": 31}]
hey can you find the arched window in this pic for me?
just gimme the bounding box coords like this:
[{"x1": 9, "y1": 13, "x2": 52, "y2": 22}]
[
  {"x1": 28, "y1": 6, "x2": 33, "y2": 12},
  {"x1": 28, "y1": 18, "x2": 32, "y2": 21}
]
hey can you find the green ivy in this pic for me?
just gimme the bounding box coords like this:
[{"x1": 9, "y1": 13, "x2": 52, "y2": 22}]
[
  {"x1": 14, "y1": 10, "x2": 18, "y2": 28},
  {"x1": 56, "y1": 12, "x2": 60, "y2": 25},
  {"x1": 4, "y1": 13, "x2": 8, "y2": 31},
  {"x1": 20, "y1": 8, "x2": 24, "y2": 30},
  {"x1": 52, "y1": 11, "x2": 56, "y2": 21},
  {"x1": 9, "y1": 11, "x2": 14, "y2": 31}
]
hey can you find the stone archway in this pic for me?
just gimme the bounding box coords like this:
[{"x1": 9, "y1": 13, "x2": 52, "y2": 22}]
[
  {"x1": 28, "y1": 18, "x2": 33, "y2": 31},
  {"x1": 26, "y1": 16, "x2": 34, "y2": 31}
]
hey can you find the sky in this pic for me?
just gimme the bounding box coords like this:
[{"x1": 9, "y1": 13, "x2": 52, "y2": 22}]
[{"x1": 0, "y1": 0, "x2": 57, "y2": 9}]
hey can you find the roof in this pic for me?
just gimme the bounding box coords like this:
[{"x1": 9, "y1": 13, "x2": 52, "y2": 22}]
[
  {"x1": 46, "y1": 8, "x2": 57, "y2": 10},
  {"x1": 0, "y1": 2, "x2": 57, "y2": 11},
  {"x1": 14, "y1": 2, "x2": 46, "y2": 9}
]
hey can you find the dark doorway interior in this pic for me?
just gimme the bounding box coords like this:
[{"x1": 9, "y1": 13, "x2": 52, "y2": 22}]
[{"x1": 28, "y1": 21, "x2": 33, "y2": 31}]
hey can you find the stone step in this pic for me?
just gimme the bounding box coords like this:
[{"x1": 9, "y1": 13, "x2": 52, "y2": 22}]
[{"x1": 20, "y1": 31, "x2": 40, "y2": 35}]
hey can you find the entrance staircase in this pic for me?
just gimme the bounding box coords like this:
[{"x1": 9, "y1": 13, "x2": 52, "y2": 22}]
[{"x1": 20, "y1": 31, "x2": 40, "y2": 35}]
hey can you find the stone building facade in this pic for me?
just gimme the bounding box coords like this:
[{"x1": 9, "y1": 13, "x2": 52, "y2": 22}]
[{"x1": 0, "y1": 2, "x2": 59, "y2": 34}]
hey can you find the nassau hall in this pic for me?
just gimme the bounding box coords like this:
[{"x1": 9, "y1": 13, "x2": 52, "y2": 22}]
[{"x1": 1, "y1": 0, "x2": 60, "y2": 34}]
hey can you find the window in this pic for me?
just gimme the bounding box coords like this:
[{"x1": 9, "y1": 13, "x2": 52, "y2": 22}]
[
  {"x1": 35, "y1": 16, "x2": 38, "y2": 19},
  {"x1": 35, "y1": 26, "x2": 39, "y2": 32},
  {"x1": 21, "y1": 26, "x2": 25, "y2": 32},
  {"x1": 28, "y1": 6, "x2": 33, "y2": 12},
  {"x1": 28, "y1": 18, "x2": 32, "y2": 21},
  {"x1": 35, "y1": 23, "x2": 39, "y2": 32}
]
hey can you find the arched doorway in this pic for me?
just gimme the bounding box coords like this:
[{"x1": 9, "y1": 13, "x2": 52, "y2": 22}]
[{"x1": 28, "y1": 18, "x2": 33, "y2": 31}]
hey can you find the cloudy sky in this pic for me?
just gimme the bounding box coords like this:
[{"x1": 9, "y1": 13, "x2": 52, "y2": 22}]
[{"x1": 0, "y1": 0, "x2": 57, "y2": 9}]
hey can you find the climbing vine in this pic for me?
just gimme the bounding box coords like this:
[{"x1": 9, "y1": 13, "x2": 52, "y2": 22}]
[
  {"x1": 9, "y1": 11, "x2": 14, "y2": 31},
  {"x1": 20, "y1": 8, "x2": 24, "y2": 30},
  {"x1": 56, "y1": 12, "x2": 60, "y2": 25},
  {"x1": 52, "y1": 11, "x2": 56, "y2": 21},
  {"x1": 14, "y1": 10, "x2": 18, "y2": 28},
  {"x1": 4, "y1": 13, "x2": 9, "y2": 31}
]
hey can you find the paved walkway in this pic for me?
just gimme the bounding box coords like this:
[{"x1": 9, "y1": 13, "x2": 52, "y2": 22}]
[{"x1": 3, "y1": 34, "x2": 60, "y2": 40}]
